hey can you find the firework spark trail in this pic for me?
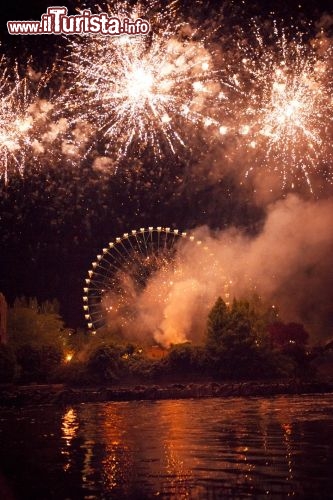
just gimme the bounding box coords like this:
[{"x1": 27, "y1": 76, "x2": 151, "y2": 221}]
[
  {"x1": 61, "y1": 1, "x2": 223, "y2": 166},
  {"x1": 0, "y1": 58, "x2": 53, "y2": 182},
  {"x1": 231, "y1": 23, "x2": 333, "y2": 191},
  {"x1": 0, "y1": 67, "x2": 33, "y2": 183},
  {"x1": 84, "y1": 227, "x2": 233, "y2": 346},
  {"x1": 102, "y1": 252, "x2": 181, "y2": 327},
  {"x1": 100, "y1": 245, "x2": 233, "y2": 347}
]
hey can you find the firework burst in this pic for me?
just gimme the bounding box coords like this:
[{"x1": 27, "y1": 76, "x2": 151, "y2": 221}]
[
  {"x1": 0, "y1": 58, "x2": 53, "y2": 183},
  {"x1": 62, "y1": 2, "x2": 222, "y2": 165},
  {"x1": 233, "y1": 23, "x2": 333, "y2": 190},
  {"x1": 0, "y1": 70, "x2": 33, "y2": 182}
]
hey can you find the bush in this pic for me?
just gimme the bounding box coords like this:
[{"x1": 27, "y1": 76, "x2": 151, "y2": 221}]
[
  {"x1": 87, "y1": 344, "x2": 125, "y2": 383},
  {"x1": 0, "y1": 344, "x2": 18, "y2": 383},
  {"x1": 15, "y1": 343, "x2": 63, "y2": 383},
  {"x1": 282, "y1": 344, "x2": 314, "y2": 378},
  {"x1": 206, "y1": 342, "x2": 292, "y2": 380},
  {"x1": 125, "y1": 355, "x2": 156, "y2": 381},
  {"x1": 39, "y1": 345, "x2": 63, "y2": 380},
  {"x1": 16, "y1": 344, "x2": 41, "y2": 383},
  {"x1": 167, "y1": 344, "x2": 207, "y2": 375},
  {"x1": 269, "y1": 322, "x2": 309, "y2": 348},
  {"x1": 51, "y1": 360, "x2": 93, "y2": 386}
]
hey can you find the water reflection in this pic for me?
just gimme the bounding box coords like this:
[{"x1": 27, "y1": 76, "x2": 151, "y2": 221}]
[
  {"x1": 61, "y1": 407, "x2": 79, "y2": 471},
  {"x1": 100, "y1": 404, "x2": 133, "y2": 494},
  {"x1": 1, "y1": 394, "x2": 333, "y2": 499}
]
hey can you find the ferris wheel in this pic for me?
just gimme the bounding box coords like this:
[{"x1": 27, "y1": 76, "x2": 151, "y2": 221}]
[{"x1": 83, "y1": 227, "x2": 204, "y2": 335}]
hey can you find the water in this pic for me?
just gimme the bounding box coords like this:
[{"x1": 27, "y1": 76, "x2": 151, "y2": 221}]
[{"x1": 0, "y1": 394, "x2": 333, "y2": 499}]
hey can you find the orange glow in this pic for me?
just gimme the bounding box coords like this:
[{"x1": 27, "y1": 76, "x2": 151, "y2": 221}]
[{"x1": 65, "y1": 352, "x2": 73, "y2": 363}]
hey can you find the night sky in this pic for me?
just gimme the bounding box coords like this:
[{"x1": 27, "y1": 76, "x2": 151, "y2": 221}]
[{"x1": 0, "y1": 0, "x2": 332, "y2": 331}]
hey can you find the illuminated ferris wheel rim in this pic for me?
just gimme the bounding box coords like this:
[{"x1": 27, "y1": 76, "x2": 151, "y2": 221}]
[{"x1": 83, "y1": 226, "x2": 204, "y2": 334}]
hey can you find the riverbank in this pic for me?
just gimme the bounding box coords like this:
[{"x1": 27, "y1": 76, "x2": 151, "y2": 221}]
[{"x1": 1, "y1": 379, "x2": 333, "y2": 406}]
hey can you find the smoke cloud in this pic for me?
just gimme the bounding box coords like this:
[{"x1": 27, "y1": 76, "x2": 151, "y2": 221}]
[{"x1": 106, "y1": 194, "x2": 333, "y2": 347}]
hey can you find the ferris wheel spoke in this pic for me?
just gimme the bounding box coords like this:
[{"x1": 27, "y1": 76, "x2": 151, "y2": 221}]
[
  {"x1": 133, "y1": 233, "x2": 146, "y2": 258},
  {"x1": 84, "y1": 227, "x2": 197, "y2": 334}
]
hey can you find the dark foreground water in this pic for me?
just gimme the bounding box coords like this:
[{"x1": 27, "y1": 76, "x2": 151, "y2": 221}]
[{"x1": 0, "y1": 394, "x2": 333, "y2": 499}]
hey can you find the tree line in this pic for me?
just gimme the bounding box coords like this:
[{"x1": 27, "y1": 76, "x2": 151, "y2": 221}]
[{"x1": 0, "y1": 294, "x2": 319, "y2": 385}]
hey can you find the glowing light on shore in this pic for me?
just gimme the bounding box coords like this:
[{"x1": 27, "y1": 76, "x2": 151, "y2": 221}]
[{"x1": 65, "y1": 352, "x2": 73, "y2": 363}]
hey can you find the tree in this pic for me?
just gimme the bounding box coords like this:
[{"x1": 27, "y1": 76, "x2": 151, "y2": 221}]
[
  {"x1": 7, "y1": 297, "x2": 71, "y2": 382},
  {"x1": 8, "y1": 297, "x2": 69, "y2": 351},
  {"x1": 224, "y1": 299, "x2": 254, "y2": 348},
  {"x1": 206, "y1": 297, "x2": 229, "y2": 350},
  {"x1": 206, "y1": 296, "x2": 282, "y2": 379},
  {"x1": 207, "y1": 297, "x2": 262, "y2": 352},
  {"x1": 243, "y1": 294, "x2": 278, "y2": 344}
]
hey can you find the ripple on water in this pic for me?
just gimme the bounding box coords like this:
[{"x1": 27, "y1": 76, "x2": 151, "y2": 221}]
[{"x1": 0, "y1": 394, "x2": 333, "y2": 499}]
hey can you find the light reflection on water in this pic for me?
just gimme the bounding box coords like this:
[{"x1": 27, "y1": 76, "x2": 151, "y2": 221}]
[
  {"x1": 0, "y1": 394, "x2": 333, "y2": 498},
  {"x1": 61, "y1": 408, "x2": 79, "y2": 472}
]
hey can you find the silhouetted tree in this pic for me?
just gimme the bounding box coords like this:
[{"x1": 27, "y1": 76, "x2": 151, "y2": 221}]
[
  {"x1": 206, "y1": 297, "x2": 229, "y2": 350},
  {"x1": 206, "y1": 296, "x2": 284, "y2": 379}
]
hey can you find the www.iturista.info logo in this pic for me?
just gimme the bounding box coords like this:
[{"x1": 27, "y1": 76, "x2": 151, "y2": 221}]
[{"x1": 7, "y1": 7, "x2": 151, "y2": 36}]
